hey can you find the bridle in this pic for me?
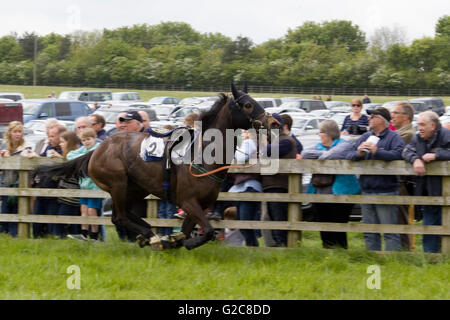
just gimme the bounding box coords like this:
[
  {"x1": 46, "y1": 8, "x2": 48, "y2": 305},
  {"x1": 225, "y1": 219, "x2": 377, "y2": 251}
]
[{"x1": 229, "y1": 94, "x2": 267, "y2": 131}]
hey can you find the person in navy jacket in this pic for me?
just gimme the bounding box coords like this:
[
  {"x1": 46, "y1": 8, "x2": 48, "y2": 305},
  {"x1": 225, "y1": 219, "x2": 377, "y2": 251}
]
[{"x1": 346, "y1": 107, "x2": 405, "y2": 251}]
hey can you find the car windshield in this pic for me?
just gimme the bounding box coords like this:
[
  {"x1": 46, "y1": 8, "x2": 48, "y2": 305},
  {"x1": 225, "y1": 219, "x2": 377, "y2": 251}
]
[
  {"x1": 113, "y1": 93, "x2": 140, "y2": 101},
  {"x1": 173, "y1": 107, "x2": 197, "y2": 117},
  {"x1": 329, "y1": 113, "x2": 348, "y2": 126},
  {"x1": 278, "y1": 101, "x2": 300, "y2": 109},
  {"x1": 292, "y1": 118, "x2": 308, "y2": 129},
  {"x1": 24, "y1": 121, "x2": 46, "y2": 132},
  {"x1": 59, "y1": 92, "x2": 81, "y2": 99},
  {"x1": 179, "y1": 97, "x2": 204, "y2": 105},
  {"x1": 94, "y1": 110, "x2": 121, "y2": 123},
  {"x1": 153, "y1": 106, "x2": 175, "y2": 116},
  {"x1": 21, "y1": 102, "x2": 42, "y2": 115},
  {"x1": 148, "y1": 97, "x2": 167, "y2": 104}
]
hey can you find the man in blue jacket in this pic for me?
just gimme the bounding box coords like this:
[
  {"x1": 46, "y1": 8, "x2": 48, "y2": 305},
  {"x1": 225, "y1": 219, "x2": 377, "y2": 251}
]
[
  {"x1": 403, "y1": 111, "x2": 450, "y2": 253},
  {"x1": 347, "y1": 107, "x2": 405, "y2": 251}
]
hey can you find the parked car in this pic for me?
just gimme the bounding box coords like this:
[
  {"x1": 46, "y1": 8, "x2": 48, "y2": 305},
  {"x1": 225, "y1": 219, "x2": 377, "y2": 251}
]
[
  {"x1": 21, "y1": 99, "x2": 91, "y2": 123},
  {"x1": 439, "y1": 110, "x2": 450, "y2": 126},
  {"x1": 290, "y1": 116, "x2": 323, "y2": 136},
  {"x1": 0, "y1": 92, "x2": 24, "y2": 101},
  {"x1": 328, "y1": 112, "x2": 351, "y2": 129},
  {"x1": 382, "y1": 100, "x2": 428, "y2": 114},
  {"x1": 58, "y1": 90, "x2": 113, "y2": 110},
  {"x1": 112, "y1": 92, "x2": 141, "y2": 102},
  {"x1": 0, "y1": 101, "x2": 23, "y2": 138},
  {"x1": 281, "y1": 97, "x2": 305, "y2": 103},
  {"x1": 147, "y1": 96, "x2": 180, "y2": 105},
  {"x1": 265, "y1": 107, "x2": 306, "y2": 115},
  {"x1": 409, "y1": 97, "x2": 446, "y2": 116},
  {"x1": 168, "y1": 106, "x2": 202, "y2": 122},
  {"x1": 324, "y1": 101, "x2": 351, "y2": 109},
  {"x1": 178, "y1": 96, "x2": 218, "y2": 106},
  {"x1": 289, "y1": 115, "x2": 324, "y2": 150},
  {"x1": 362, "y1": 103, "x2": 382, "y2": 114},
  {"x1": 254, "y1": 97, "x2": 283, "y2": 109},
  {"x1": 278, "y1": 99, "x2": 327, "y2": 113},
  {"x1": 149, "y1": 105, "x2": 179, "y2": 121},
  {"x1": 309, "y1": 108, "x2": 350, "y2": 118}
]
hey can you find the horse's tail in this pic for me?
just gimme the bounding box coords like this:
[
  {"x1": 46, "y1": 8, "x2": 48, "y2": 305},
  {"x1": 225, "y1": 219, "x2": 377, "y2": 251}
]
[{"x1": 36, "y1": 150, "x2": 94, "y2": 180}]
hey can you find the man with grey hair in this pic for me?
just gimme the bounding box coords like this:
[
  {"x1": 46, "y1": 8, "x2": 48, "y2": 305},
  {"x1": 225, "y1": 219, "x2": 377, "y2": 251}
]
[
  {"x1": 403, "y1": 111, "x2": 450, "y2": 253},
  {"x1": 75, "y1": 116, "x2": 92, "y2": 138},
  {"x1": 391, "y1": 102, "x2": 416, "y2": 250},
  {"x1": 391, "y1": 102, "x2": 415, "y2": 144},
  {"x1": 346, "y1": 107, "x2": 405, "y2": 251}
]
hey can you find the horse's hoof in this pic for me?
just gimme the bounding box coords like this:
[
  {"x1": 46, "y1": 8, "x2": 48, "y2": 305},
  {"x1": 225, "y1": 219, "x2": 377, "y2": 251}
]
[
  {"x1": 170, "y1": 232, "x2": 186, "y2": 242},
  {"x1": 149, "y1": 235, "x2": 164, "y2": 251},
  {"x1": 136, "y1": 234, "x2": 149, "y2": 248},
  {"x1": 183, "y1": 238, "x2": 197, "y2": 250}
]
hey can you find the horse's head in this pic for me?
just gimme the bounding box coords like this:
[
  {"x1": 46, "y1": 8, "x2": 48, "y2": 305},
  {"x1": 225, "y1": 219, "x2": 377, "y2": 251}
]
[{"x1": 229, "y1": 82, "x2": 266, "y2": 130}]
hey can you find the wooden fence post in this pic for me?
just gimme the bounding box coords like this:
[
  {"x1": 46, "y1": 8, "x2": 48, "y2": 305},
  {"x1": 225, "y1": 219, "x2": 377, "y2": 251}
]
[
  {"x1": 17, "y1": 170, "x2": 30, "y2": 238},
  {"x1": 147, "y1": 198, "x2": 159, "y2": 235},
  {"x1": 287, "y1": 173, "x2": 302, "y2": 247},
  {"x1": 442, "y1": 176, "x2": 450, "y2": 254}
]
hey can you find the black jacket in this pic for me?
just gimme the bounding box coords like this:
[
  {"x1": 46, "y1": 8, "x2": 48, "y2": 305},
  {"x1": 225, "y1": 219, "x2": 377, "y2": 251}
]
[{"x1": 403, "y1": 126, "x2": 450, "y2": 196}]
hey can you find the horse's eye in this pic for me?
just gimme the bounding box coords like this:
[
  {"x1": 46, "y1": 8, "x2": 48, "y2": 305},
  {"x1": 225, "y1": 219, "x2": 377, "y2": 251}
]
[{"x1": 244, "y1": 102, "x2": 252, "y2": 109}]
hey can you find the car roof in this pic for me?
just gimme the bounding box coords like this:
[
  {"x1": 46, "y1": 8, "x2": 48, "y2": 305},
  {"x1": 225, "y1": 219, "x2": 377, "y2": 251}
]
[
  {"x1": 20, "y1": 99, "x2": 84, "y2": 103},
  {"x1": 410, "y1": 97, "x2": 442, "y2": 100}
]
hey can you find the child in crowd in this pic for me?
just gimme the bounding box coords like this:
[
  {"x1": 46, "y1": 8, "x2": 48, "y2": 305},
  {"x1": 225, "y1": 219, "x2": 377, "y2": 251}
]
[
  {"x1": 54, "y1": 131, "x2": 82, "y2": 238},
  {"x1": 223, "y1": 206, "x2": 244, "y2": 247},
  {"x1": 67, "y1": 128, "x2": 102, "y2": 241}
]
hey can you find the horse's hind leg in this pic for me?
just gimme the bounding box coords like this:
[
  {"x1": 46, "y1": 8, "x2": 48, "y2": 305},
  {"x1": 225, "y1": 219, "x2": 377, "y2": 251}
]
[
  {"x1": 181, "y1": 200, "x2": 215, "y2": 250},
  {"x1": 110, "y1": 185, "x2": 154, "y2": 245}
]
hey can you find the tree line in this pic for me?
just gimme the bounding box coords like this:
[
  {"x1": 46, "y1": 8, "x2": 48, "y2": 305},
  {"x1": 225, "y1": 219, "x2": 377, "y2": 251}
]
[{"x1": 0, "y1": 16, "x2": 449, "y2": 91}]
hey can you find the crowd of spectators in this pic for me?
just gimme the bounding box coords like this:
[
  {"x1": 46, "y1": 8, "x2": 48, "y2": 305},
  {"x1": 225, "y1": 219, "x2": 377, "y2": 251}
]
[{"x1": 0, "y1": 99, "x2": 449, "y2": 254}]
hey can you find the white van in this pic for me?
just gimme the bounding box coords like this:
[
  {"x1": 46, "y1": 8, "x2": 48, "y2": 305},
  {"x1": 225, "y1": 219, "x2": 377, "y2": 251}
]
[{"x1": 59, "y1": 90, "x2": 113, "y2": 109}]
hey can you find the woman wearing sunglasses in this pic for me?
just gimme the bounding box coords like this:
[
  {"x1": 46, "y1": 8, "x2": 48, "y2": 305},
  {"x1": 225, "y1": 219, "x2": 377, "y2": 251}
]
[{"x1": 341, "y1": 98, "x2": 369, "y2": 135}]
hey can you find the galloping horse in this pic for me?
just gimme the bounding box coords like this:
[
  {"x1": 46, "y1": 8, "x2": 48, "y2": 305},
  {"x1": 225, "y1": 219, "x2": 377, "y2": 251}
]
[{"x1": 37, "y1": 83, "x2": 270, "y2": 250}]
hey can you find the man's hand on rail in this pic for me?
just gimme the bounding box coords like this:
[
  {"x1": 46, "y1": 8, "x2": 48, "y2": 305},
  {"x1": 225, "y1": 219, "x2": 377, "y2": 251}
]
[
  {"x1": 421, "y1": 153, "x2": 436, "y2": 163},
  {"x1": 413, "y1": 158, "x2": 426, "y2": 176}
]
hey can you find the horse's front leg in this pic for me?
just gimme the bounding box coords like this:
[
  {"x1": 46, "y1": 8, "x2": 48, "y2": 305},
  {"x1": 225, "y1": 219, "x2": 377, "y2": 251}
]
[{"x1": 181, "y1": 200, "x2": 215, "y2": 250}]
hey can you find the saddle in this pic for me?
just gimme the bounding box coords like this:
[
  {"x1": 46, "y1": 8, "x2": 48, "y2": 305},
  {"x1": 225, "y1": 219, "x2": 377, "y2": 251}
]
[{"x1": 141, "y1": 126, "x2": 196, "y2": 201}]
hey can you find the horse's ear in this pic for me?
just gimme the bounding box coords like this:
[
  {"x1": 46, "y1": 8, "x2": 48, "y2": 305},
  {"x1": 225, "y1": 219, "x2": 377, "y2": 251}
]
[
  {"x1": 242, "y1": 83, "x2": 248, "y2": 94},
  {"x1": 231, "y1": 82, "x2": 239, "y2": 100}
]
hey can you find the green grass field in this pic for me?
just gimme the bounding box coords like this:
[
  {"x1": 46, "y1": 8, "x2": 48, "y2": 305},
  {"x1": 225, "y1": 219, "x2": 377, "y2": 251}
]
[
  {"x1": 1, "y1": 84, "x2": 450, "y2": 106},
  {"x1": 0, "y1": 228, "x2": 448, "y2": 300}
]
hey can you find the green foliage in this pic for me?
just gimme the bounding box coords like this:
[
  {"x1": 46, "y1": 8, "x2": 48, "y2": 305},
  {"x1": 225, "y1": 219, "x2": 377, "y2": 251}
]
[
  {"x1": 0, "y1": 230, "x2": 448, "y2": 300},
  {"x1": 0, "y1": 18, "x2": 449, "y2": 89},
  {"x1": 436, "y1": 15, "x2": 450, "y2": 37}
]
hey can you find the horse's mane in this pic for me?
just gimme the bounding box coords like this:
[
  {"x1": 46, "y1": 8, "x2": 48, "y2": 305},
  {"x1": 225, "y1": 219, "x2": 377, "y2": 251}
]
[{"x1": 199, "y1": 93, "x2": 228, "y2": 132}]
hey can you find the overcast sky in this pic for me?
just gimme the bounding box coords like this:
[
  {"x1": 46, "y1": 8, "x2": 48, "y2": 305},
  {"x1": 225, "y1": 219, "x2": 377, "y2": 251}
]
[{"x1": 2, "y1": 0, "x2": 449, "y2": 44}]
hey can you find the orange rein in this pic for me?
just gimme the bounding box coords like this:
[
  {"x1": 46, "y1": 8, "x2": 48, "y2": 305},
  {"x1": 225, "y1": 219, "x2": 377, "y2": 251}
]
[{"x1": 189, "y1": 162, "x2": 256, "y2": 179}]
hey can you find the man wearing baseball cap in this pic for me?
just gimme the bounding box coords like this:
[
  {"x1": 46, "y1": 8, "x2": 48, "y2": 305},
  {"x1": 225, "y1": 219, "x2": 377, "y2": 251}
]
[
  {"x1": 346, "y1": 107, "x2": 405, "y2": 251},
  {"x1": 119, "y1": 110, "x2": 144, "y2": 132}
]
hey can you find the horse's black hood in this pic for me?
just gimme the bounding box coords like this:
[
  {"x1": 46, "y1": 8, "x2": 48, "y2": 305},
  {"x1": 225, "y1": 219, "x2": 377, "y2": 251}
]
[{"x1": 229, "y1": 82, "x2": 265, "y2": 129}]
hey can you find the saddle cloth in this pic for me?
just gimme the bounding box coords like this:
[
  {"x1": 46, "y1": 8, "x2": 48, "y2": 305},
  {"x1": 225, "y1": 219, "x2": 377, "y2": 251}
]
[{"x1": 139, "y1": 126, "x2": 195, "y2": 163}]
